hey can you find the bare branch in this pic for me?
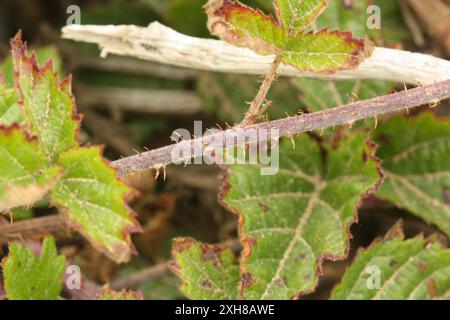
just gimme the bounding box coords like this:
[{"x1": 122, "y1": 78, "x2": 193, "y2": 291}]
[
  {"x1": 241, "y1": 57, "x2": 281, "y2": 126},
  {"x1": 0, "y1": 215, "x2": 74, "y2": 243},
  {"x1": 62, "y1": 22, "x2": 450, "y2": 85},
  {"x1": 111, "y1": 79, "x2": 450, "y2": 177}
]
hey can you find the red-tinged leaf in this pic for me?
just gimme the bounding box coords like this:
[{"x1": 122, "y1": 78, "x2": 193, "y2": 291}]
[
  {"x1": 11, "y1": 33, "x2": 81, "y2": 161},
  {"x1": 274, "y1": 0, "x2": 328, "y2": 34},
  {"x1": 50, "y1": 147, "x2": 142, "y2": 263},
  {"x1": 221, "y1": 132, "x2": 382, "y2": 299},
  {"x1": 205, "y1": 0, "x2": 372, "y2": 73}
]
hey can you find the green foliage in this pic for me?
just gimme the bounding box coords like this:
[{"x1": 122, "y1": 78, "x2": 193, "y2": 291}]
[
  {"x1": 293, "y1": 0, "x2": 393, "y2": 113},
  {"x1": 0, "y1": 83, "x2": 22, "y2": 127},
  {"x1": 0, "y1": 126, "x2": 60, "y2": 211},
  {"x1": 205, "y1": 0, "x2": 372, "y2": 73},
  {"x1": 2, "y1": 237, "x2": 65, "y2": 300},
  {"x1": 219, "y1": 132, "x2": 381, "y2": 299},
  {"x1": 370, "y1": 0, "x2": 411, "y2": 44},
  {"x1": 332, "y1": 223, "x2": 450, "y2": 300},
  {"x1": 51, "y1": 147, "x2": 140, "y2": 262},
  {"x1": 274, "y1": 0, "x2": 328, "y2": 33},
  {"x1": 294, "y1": 78, "x2": 391, "y2": 112},
  {"x1": 197, "y1": 73, "x2": 301, "y2": 122},
  {"x1": 0, "y1": 35, "x2": 140, "y2": 263},
  {"x1": 171, "y1": 238, "x2": 240, "y2": 299},
  {"x1": 0, "y1": 46, "x2": 62, "y2": 88},
  {"x1": 0, "y1": 46, "x2": 61, "y2": 126},
  {"x1": 12, "y1": 37, "x2": 79, "y2": 162},
  {"x1": 373, "y1": 114, "x2": 450, "y2": 237}
]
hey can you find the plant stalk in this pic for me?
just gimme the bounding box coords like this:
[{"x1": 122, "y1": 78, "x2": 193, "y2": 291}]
[{"x1": 240, "y1": 57, "x2": 281, "y2": 126}]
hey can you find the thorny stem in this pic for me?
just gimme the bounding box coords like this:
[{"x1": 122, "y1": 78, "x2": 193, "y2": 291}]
[
  {"x1": 112, "y1": 79, "x2": 450, "y2": 177},
  {"x1": 240, "y1": 57, "x2": 281, "y2": 126},
  {"x1": 1, "y1": 79, "x2": 449, "y2": 240}
]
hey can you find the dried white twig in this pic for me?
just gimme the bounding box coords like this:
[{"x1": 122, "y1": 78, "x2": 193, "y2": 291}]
[{"x1": 62, "y1": 22, "x2": 450, "y2": 85}]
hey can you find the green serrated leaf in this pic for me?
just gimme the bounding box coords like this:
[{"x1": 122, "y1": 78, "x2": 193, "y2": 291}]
[
  {"x1": 1, "y1": 45, "x2": 62, "y2": 89},
  {"x1": 170, "y1": 238, "x2": 240, "y2": 300},
  {"x1": 0, "y1": 126, "x2": 61, "y2": 212},
  {"x1": 0, "y1": 46, "x2": 61, "y2": 126},
  {"x1": 205, "y1": 0, "x2": 372, "y2": 73},
  {"x1": 331, "y1": 225, "x2": 450, "y2": 300},
  {"x1": 2, "y1": 237, "x2": 66, "y2": 300},
  {"x1": 274, "y1": 0, "x2": 327, "y2": 34},
  {"x1": 11, "y1": 35, "x2": 79, "y2": 161},
  {"x1": 50, "y1": 147, "x2": 140, "y2": 263},
  {"x1": 222, "y1": 132, "x2": 381, "y2": 299},
  {"x1": 292, "y1": 0, "x2": 392, "y2": 113},
  {"x1": 373, "y1": 114, "x2": 450, "y2": 237}
]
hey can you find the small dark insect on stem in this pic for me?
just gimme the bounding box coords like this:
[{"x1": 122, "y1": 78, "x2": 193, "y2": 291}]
[{"x1": 240, "y1": 57, "x2": 282, "y2": 126}]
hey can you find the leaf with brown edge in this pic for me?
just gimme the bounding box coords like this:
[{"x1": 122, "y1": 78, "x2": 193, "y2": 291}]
[
  {"x1": 50, "y1": 147, "x2": 141, "y2": 263},
  {"x1": 221, "y1": 132, "x2": 382, "y2": 299},
  {"x1": 274, "y1": 0, "x2": 328, "y2": 35},
  {"x1": 170, "y1": 238, "x2": 240, "y2": 300},
  {"x1": 331, "y1": 222, "x2": 450, "y2": 300},
  {"x1": 205, "y1": 0, "x2": 372, "y2": 73},
  {"x1": 373, "y1": 113, "x2": 450, "y2": 237},
  {"x1": 0, "y1": 125, "x2": 61, "y2": 212},
  {"x1": 11, "y1": 33, "x2": 81, "y2": 162}
]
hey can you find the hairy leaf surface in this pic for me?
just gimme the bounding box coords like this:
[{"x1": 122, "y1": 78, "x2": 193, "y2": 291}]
[
  {"x1": 205, "y1": 0, "x2": 372, "y2": 73},
  {"x1": 50, "y1": 147, "x2": 140, "y2": 263},
  {"x1": 12, "y1": 35, "x2": 80, "y2": 161},
  {"x1": 373, "y1": 114, "x2": 450, "y2": 237},
  {"x1": 293, "y1": 0, "x2": 392, "y2": 113},
  {"x1": 2, "y1": 237, "x2": 65, "y2": 300},
  {"x1": 171, "y1": 238, "x2": 240, "y2": 299},
  {"x1": 274, "y1": 0, "x2": 327, "y2": 34},
  {"x1": 222, "y1": 132, "x2": 381, "y2": 299},
  {"x1": 332, "y1": 224, "x2": 450, "y2": 299},
  {"x1": 0, "y1": 126, "x2": 60, "y2": 211}
]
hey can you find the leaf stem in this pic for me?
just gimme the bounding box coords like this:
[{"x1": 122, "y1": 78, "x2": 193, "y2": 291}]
[{"x1": 241, "y1": 57, "x2": 281, "y2": 126}]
